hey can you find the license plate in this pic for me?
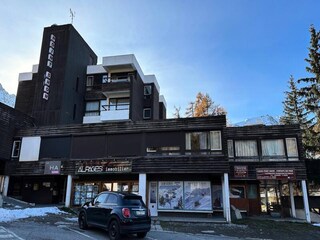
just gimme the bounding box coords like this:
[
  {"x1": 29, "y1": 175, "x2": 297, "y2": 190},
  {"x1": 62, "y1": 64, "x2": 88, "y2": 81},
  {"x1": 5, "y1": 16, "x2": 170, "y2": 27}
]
[{"x1": 135, "y1": 210, "x2": 145, "y2": 216}]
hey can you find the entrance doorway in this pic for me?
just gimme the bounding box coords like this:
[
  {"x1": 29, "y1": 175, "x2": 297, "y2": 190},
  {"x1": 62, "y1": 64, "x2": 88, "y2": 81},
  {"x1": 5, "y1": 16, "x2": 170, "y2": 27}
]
[{"x1": 260, "y1": 181, "x2": 282, "y2": 214}]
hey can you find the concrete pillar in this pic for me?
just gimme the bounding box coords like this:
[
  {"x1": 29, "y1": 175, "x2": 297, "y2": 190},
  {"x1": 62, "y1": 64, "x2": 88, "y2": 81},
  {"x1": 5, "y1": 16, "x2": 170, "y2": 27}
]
[
  {"x1": 221, "y1": 176, "x2": 226, "y2": 218},
  {"x1": 223, "y1": 173, "x2": 231, "y2": 223},
  {"x1": 65, "y1": 175, "x2": 72, "y2": 208},
  {"x1": 301, "y1": 180, "x2": 311, "y2": 223},
  {"x1": 3, "y1": 176, "x2": 10, "y2": 196},
  {"x1": 139, "y1": 173, "x2": 147, "y2": 203},
  {"x1": 289, "y1": 182, "x2": 296, "y2": 218}
]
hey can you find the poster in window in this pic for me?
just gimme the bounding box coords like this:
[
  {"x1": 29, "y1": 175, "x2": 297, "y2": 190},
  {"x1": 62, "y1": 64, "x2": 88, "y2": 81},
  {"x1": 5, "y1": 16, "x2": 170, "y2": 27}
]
[
  {"x1": 230, "y1": 186, "x2": 245, "y2": 198},
  {"x1": 212, "y1": 185, "x2": 223, "y2": 210},
  {"x1": 158, "y1": 181, "x2": 183, "y2": 210},
  {"x1": 184, "y1": 181, "x2": 212, "y2": 210}
]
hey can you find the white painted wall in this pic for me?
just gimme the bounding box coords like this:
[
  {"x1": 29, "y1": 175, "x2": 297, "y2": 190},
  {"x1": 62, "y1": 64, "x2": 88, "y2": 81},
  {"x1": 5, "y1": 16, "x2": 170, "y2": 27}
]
[{"x1": 19, "y1": 137, "x2": 41, "y2": 162}]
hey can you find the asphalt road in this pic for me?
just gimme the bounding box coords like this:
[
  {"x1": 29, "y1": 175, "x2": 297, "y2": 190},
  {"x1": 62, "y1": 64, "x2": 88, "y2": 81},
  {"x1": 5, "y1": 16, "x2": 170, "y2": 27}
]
[{"x1": 0, "y1": 217, "x2": 241, "y2": 240}]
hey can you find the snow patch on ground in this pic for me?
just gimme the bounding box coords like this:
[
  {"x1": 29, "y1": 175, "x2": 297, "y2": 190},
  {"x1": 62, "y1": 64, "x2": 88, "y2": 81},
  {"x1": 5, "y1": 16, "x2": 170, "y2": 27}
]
[
  {"x1": 0, "y1": 207, "x2": 64, "y2": 222},
  {"x1": 65, "y1": 217, "x2": 78, "y2": 222},
  {"x1": 313, "y1": 223, "x2": 320, "y2": 227}
]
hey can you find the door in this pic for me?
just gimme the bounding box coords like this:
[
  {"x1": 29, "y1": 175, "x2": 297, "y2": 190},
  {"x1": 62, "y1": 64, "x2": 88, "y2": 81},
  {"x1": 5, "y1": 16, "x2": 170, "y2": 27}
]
[{"x1": 149, "y1": 182, "x2": 158, "y2": 217}]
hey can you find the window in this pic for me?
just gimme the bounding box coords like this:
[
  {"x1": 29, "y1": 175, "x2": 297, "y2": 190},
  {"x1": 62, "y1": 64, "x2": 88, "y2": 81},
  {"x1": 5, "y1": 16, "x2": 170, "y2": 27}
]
[
  {"x1": 235, "y1": 140, "x2": 258, "y2": 159},
  {"x1": 106, "y1": 194, "x2": 118, "y2": 204},
  {"x1": 146, "y1": 146, "x2": 180, "y2": 155},
  {"x1": 144, "y1": 85, "x2": 152, "y2": 95},
  {"x1": 185, "y1": 131, "x2": 222, "y2": 153},
  {"x1": 261, "y1": 139, "x2": 285, "y2": 160},
  {"x1": 286, "y1": 138, "x2": 299, "y2": 160},
  {"x1": 102, "y1": 75, "x2": 108, "y2": 84},
  {"x1": 94, "y1": 193, "x2": 108, "y2": 204},
  {"x1": 12, "y1": 140, "x2": 21, "y2": 157},
  {"x1": 85, "y1": 101, "x2": 100, "y2": 116},
  {"x1": 108, "y1": 98, "x2": 130, "y2": 111},
  {"x1": 86, "y1": 76, "x2": 94, "y2": 90},
  {"x1": 227, "y1": 140, "x2": 234, "y2": 158},
  {"x1": 143, "y1": 108, "x2": 151, "y2": 119}
]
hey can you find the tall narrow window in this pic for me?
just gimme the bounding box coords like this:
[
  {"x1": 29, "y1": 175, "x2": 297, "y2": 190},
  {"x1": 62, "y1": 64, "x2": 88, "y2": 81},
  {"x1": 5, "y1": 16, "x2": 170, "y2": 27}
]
[
  {"x1": 12, "y1": 141, "x2": 21, "y2": 157},
  {"x1": 286, "y1": 138, "x2": 299, "y2": 160},
  {"x1": 86, "y1": 76, "x2": 94, "y2": 91},
  {"x1": 143, "y1": 108, "x2": 151, "y2": 119},
  {"x1": 210, "y1": 131, "x2": 222, "y2": 150},
  {"x1": 102, "y1": 75, "x2": 108, "y2": 84},
  {"x1": 144, "y1": 85, "x2": 152, "y2": 95}
]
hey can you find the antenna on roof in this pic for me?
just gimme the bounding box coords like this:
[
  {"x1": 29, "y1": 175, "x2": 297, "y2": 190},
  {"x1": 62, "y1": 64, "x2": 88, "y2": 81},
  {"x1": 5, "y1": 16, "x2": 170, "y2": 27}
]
[{"x1": 70, "y1": 8, "x2": 75, "y2": 24}]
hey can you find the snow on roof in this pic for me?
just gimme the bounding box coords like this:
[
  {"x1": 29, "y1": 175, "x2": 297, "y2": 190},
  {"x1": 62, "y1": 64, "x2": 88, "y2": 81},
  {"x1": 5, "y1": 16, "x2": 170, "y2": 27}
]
[{"x1": 0, "y1": 207, "x2": 64, "y2": 223}]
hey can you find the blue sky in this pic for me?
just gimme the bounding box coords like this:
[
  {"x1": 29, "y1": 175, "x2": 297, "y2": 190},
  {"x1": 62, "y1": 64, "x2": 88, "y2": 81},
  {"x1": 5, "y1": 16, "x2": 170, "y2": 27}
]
[{"x1": 0, "y1": 0, "x2": 319, "y2": 123}]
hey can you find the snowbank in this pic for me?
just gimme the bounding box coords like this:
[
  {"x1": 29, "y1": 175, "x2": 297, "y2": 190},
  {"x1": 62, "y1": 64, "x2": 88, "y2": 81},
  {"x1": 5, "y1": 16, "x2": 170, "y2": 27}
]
[{"x1": 0, "y1": 207, "x2": 64, "y2": 222}]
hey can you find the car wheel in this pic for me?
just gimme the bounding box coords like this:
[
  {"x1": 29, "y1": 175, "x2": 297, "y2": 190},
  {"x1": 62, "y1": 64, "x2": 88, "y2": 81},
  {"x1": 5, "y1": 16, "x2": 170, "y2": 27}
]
[
  {"x1": 137, "y1": 232, "x2": 148, "y2": 238},
  {"x1": 78, "y1": 212, "x2": 88, "y2": 230},
  {"x1": 108, "y1": 220, "x2": 120, "y2": 240}
]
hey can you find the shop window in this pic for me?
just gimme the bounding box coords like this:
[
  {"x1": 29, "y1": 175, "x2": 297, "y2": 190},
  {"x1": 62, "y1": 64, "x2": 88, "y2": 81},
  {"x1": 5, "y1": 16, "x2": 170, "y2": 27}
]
[
  {"x1": 85, "y1": 101, "x2": 100, "y2": 116},
  {"x1": 247, "y1": 184, "x2": 258, "y2": 199},
  {"x1": 230, "y1": 186, "x2": 245, "y2": 198},
  {"x1": 185, "y1": 131, "x2": 222, "y2": 153},
  {"x1": 11, "y1": 140, "x2": 21, "y2": 158},
  {"x1": 261, "y1": 139, "x2": 285, "y2": 161},
  {"x1": 74, "y1": 183, "x2": 99, "y2": 205},
  {"x1": 234, "y1": 140, "x2": 258, "y2": 161},
  {"x1": 158, "y1": 181, "x2": 212, "y2": 211},
  {"x1": 286, "y1": 138, "x2": 299, "y2": 160}
]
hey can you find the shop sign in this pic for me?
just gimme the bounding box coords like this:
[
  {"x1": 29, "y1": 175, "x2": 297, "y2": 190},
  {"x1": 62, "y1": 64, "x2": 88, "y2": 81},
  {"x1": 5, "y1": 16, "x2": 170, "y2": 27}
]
[
  {"x1": 44, "y1": 161, "x2": 61, "y2": 175},
  {"x1": 76, "y1": 160, "x2": 132, "y2": 174},
  {"x1": 234, "y1": 165, "x2": 248, "y2": 178},
  {"x1": 256, "y1": 168, "x2": 296, "y2": 180}
]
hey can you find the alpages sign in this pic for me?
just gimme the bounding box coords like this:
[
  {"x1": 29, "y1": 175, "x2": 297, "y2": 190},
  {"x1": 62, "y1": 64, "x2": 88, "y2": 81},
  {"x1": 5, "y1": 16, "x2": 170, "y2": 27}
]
[{"x1": 76, "y1": 160, "x2": 132, "y2": 174}]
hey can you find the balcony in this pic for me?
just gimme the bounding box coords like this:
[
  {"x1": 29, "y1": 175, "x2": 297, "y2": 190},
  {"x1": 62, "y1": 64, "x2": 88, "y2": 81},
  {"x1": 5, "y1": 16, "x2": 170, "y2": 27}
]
[
  {"x1": 101, "y1": 103, "x2": 129, "y2": 121},
  {"x1": 83, "y1": 103, "x2": 130, "y2": 124}
]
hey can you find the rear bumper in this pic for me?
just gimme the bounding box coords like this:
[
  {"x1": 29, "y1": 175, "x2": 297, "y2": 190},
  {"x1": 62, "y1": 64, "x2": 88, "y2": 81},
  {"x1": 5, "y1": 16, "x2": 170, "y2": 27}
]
[{"x1": 119, "y1": 221, "x2": 151, "y2": 234}]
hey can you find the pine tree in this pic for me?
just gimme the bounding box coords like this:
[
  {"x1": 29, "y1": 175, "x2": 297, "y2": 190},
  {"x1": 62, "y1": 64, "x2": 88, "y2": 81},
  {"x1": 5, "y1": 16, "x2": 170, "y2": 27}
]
[
  {"x1": 281, "y1": 76, "x2": 308, "y2": 126},
  {"x1": 298, "y1": 25, "x2": 320, "y2": 155},
  {"x1": 185, "y1": 101, "x2": 195, "y2": 117},
  {"x1": 281, "y1": 76, "x2": 314, "y2": 155}
]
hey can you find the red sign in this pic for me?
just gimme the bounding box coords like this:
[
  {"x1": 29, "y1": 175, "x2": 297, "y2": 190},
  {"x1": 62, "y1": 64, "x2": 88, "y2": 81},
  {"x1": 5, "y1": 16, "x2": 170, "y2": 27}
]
[
  {"x1": 256, "y1": 168, "x2": 296, "y2": 180},
  {"x1": 234, "y1": 165, "x2": 248, "y2": 178}
]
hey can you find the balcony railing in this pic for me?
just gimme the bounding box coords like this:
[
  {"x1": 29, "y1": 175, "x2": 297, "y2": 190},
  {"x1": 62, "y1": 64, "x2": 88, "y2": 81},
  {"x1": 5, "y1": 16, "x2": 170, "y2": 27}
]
[{"x1": 102, "y1": 103, "x2": 129, "y2": 111}]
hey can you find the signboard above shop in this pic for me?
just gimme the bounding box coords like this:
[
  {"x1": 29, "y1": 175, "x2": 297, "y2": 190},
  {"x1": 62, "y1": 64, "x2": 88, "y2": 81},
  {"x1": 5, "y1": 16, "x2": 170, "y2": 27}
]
[
  {"x1": 234, "y1": 165, "x2": 248, "y2": 178},
  {"x1": 76, "y1": 160, "x2": 132, "y2": 174},
  {"x1": 256, "y1": 168, "x2": 296, "y2": 180}
]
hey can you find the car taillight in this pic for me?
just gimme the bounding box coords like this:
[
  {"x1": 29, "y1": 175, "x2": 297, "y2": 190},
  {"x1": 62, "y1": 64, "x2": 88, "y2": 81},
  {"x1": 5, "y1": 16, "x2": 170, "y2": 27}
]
[{"x1": 122, "y1": 208, "x2": 131, "y2": 218}]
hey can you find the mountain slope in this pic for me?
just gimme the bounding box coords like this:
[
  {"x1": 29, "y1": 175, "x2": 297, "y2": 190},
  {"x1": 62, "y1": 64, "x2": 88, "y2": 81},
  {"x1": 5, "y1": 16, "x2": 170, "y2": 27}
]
[{"x1": 0, "y1": 83, "x2": 16, "y2": 108}]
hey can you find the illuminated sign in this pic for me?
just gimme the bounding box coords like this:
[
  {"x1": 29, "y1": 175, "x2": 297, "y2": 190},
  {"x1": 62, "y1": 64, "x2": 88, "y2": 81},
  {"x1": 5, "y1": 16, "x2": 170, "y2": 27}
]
[
  {"x1": 44, "y1": 161, "x2": 61, "y2": 175},
  {"x1": 43, "y1": 34, "x2": 56, "y2": 100}
]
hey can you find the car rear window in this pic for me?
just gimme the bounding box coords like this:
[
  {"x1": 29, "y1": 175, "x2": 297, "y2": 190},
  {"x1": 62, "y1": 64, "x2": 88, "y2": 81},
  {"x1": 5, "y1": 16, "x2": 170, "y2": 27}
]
[{"x1": 122, "y1": 197, "x2": 143, "y2": 206}]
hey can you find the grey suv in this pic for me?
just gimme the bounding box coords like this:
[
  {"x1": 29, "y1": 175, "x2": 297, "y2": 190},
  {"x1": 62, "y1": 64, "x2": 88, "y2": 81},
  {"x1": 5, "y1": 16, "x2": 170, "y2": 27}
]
[{"x1": 78, "y1": 192, "x2": 151, "y2": 240}]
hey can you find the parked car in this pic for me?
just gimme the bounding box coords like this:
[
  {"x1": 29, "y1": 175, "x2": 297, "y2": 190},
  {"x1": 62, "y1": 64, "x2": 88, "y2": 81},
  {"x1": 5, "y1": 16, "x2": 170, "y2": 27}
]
[{"x1": 78, "y1": 191, "x2": 151, "y2": 240}]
